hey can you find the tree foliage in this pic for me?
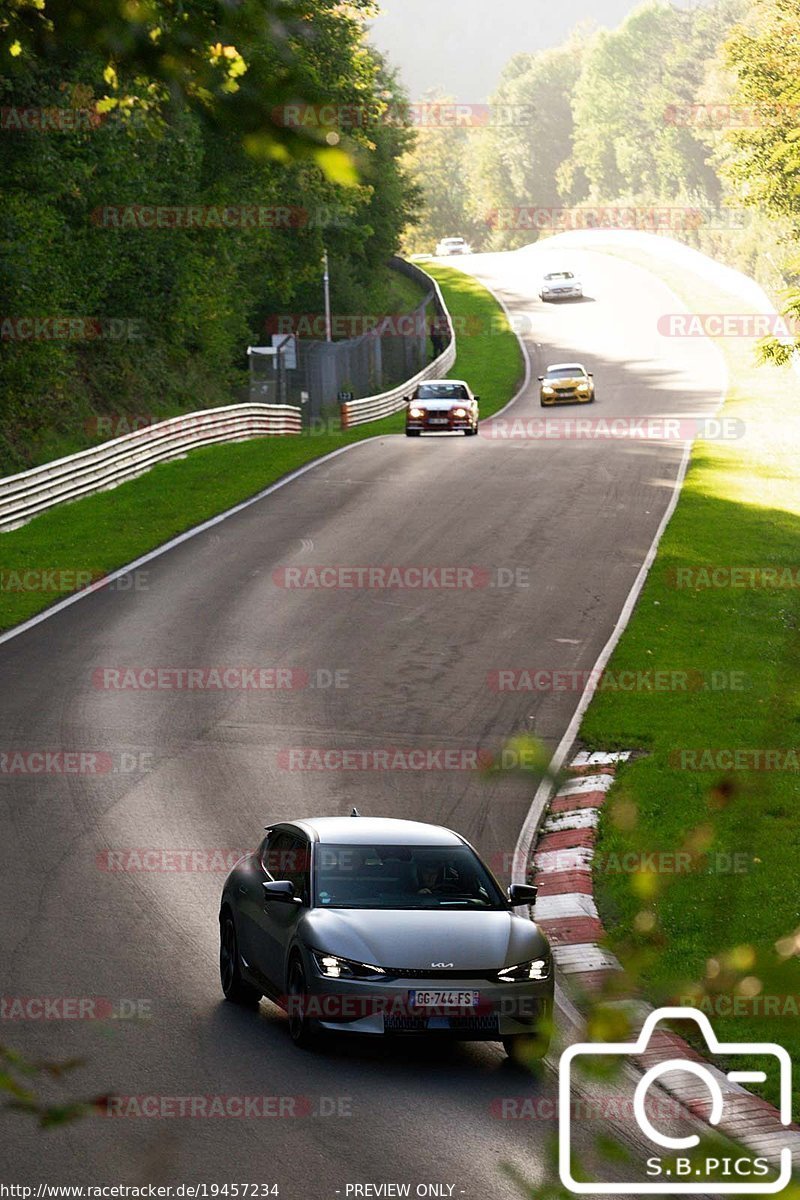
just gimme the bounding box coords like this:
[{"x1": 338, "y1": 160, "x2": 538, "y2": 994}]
[
  {"x1": 473, "y1": 36, "x2": 587, "y2": 249},
  {"x1": 0, "y1": 3, "x2": 419, "y2": 472},
  {"x1": 714, "y1": 0, "x2": 800, "y2": 361},
  {"x1": 568, "y1": 1, "x2": 745, "y2": 204}
]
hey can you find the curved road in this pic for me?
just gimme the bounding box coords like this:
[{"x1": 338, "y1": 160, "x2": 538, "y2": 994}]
[{"x1": 0, "y1": 242, "x2": 723, "y2": 1197}]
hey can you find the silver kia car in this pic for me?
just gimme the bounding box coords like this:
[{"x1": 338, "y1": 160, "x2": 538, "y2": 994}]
[{"x1": 219, "y1": 815, "x2": 553, "y2": 1059}]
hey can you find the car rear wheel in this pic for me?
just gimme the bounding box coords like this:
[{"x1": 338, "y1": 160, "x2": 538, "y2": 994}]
[
  {"x1": 220, "y1": 913, "x2": 261, "y2": 1007},
  {"x1": 287, "y1": 959, "x2": 318, "y2": 1049}
]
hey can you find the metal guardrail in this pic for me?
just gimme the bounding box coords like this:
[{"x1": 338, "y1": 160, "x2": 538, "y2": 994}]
[
  {"x1": 0, "y1": 404, "x2": 301, "y2": 532},
  {"x1": 340, "y1": 266, "x2": 457, "y2": 428},
  {"x1": 0, "y1": 262, "x2": 456, "y2": 529}
]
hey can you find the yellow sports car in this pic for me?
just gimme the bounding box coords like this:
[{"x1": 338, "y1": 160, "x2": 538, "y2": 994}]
[{"x1": 538, "y1": 362, "x2": 595, "y2": 407}]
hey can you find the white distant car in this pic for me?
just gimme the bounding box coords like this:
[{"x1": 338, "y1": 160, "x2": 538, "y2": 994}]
[
  {"x1": 436, "y1": 236, "x2": 472, "y2": 256},
  {"x1": 539, "y1": 270, "x2": 583, "y2": 301}
]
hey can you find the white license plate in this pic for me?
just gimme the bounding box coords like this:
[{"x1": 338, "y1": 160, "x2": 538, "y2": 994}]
[
  {"x1": 428, "y1": 417, "x2": 449, "y2": 424},
  {"x1": 409, "y1": 989, "x2": 480, "y2": 1009}
]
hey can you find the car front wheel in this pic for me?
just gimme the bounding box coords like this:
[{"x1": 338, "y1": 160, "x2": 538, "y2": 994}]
[
  {"x1": 502, "y1": 1027, "x2": 551, "y2": 1064},
  {"x1": 287, "y1": 958, "x2": 318, "y2": 1049},
  {"x1": 220, "y1": 913, "x2": 261, "y2": 1007}
]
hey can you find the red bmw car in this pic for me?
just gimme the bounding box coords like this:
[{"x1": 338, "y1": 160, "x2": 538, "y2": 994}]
[{"x1": 405, "y1": 380, "x2": 480, "y2": 437}]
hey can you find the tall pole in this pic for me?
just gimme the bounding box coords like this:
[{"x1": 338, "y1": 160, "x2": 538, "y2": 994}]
[{"x1": 323, "y1": 248, "x2": 332, "y2": 343}]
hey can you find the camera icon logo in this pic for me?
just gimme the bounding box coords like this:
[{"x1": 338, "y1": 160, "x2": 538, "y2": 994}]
[{"x1": 559, "y1": 1006, "x2": 793, "y2": 1194}]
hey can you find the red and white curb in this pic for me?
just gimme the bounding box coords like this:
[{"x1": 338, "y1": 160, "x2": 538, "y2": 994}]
[
  {"x1": 532, "y1": 750, "x2": 800, "y2": 1167},
  {"x1": 533, "y1": 753, "x2": 628, "y2": 993}
]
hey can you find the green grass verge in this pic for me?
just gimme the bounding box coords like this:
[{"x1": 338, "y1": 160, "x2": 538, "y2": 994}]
[
  {"x1": 577, "y1": 248, "x2": 800, "y2": 1114},
  {"x1": 0, "y1": 261, "x2": 522, "y2": 633},
  {"x1": 417, "y1": 258, "x2": 524, "y2": 414}
]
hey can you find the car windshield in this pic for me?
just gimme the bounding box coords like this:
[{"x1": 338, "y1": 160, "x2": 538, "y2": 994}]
[
  {"x1": 417, "y1": 383, "x2": 468, "y2": 400},
  {"x1": 546, "y1": 367, "x2": 585, "y2": 379},
  {"x1": 314, "y1": 844, "x2": 507, "y2": 910},
  {"x1": 544, "y1": 272, "x2": 574, "y2": 280}
]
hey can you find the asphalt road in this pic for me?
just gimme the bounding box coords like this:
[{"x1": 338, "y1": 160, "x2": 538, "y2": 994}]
[{"x1": 0, "y1": 242, "x2": 724, "y2": 1197}]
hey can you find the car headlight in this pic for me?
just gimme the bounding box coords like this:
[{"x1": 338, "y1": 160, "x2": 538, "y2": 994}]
[
  {"x1": 497, "y1": 958, "x2": 550, "y2": 983},
  {"x1": 312, "y1": 951, "x2": 386, "y2": 980},
  {"x1": 577, "y1": 382, "x2": 590, "y2": 392},
  {"x1": 452, "y1": 407, "x2": 467, "y2": 417},
  {"x1": 409, "y1": 407, "x2": 425, "y2": 419},
  {"x1": 542, "y1": 385, "x2": 555, "y2": 396}
]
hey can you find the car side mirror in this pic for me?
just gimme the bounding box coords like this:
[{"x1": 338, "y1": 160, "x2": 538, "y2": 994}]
[
  {"x1": 473, "y1": 395, "x2": 480, "y2": 402},
  {"x1": 537, "y1": 376, "x2": 544, "y2": 382},
  {"x1": 588, "y1": 372, "x2": 594, "y2": 377},
  {"x1": 263, "y1": 880, "x2": 299, "y2": 904},
  {"x1": 508, "y1": 883, "x2": 538, "y2": 906}
]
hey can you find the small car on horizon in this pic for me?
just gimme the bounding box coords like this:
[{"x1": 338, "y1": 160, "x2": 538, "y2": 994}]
[
  {"x1": 436, "y1": 236, "x2": 472, "y2": 256},
  {"x1": 539, "y1": 270, "x2": 583, "y2": 301},
  {"x1": 539, "y1": 363, "x2": 595, "y2": 406},
  {"x1": 219, "y1": 815, "x2": 553, "y2": 1059},
  {"x1": 406, "y1": 380, "x2": 479, "y2": 436}
]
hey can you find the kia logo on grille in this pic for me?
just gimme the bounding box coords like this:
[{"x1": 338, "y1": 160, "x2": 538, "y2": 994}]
[{"x1": 431, "y1": 962, "x2": 454, "y2": 968}]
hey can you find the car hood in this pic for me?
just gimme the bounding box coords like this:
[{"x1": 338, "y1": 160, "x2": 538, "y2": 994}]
[
  {"x1": 299, "y1": 907, "x2": 548, "y2": 971},
  {"x1": 543, "y1": 279, "x2": 579, "y2": 288},
  {"x1": 545, "y1": 376, "x2": 586, "y2": 386},
  {"x1": 412, "y1": 399, "x2": 467, "y2": 412}
]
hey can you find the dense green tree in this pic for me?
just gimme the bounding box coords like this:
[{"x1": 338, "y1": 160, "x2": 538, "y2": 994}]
[
  {"x1": 0, "y1": 5, "x2": 419, "y2": 471},
  {"x1": 568, "y1": 1, "x2": 744, "y2": 205},
  {"x1": 472, "y1": 34, "x2": 588, "y2": 250},
  {"x1": 712, "y1": 0, "x2": 800, "y2": 361},
  {"x1": 399, "y1": 93, "x2": 486, "y2": 255}
]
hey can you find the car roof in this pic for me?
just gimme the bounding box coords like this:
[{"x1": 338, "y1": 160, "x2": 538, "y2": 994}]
[
  {"x1": 420, "y1": 379, "x2": 469, "y2": 387},
  {"x1": 546, "y1": 362, "x2": 586, "y2": 372},
  {"x1": 286, "y1": 816, "x2": 466, "y2": 846}
]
